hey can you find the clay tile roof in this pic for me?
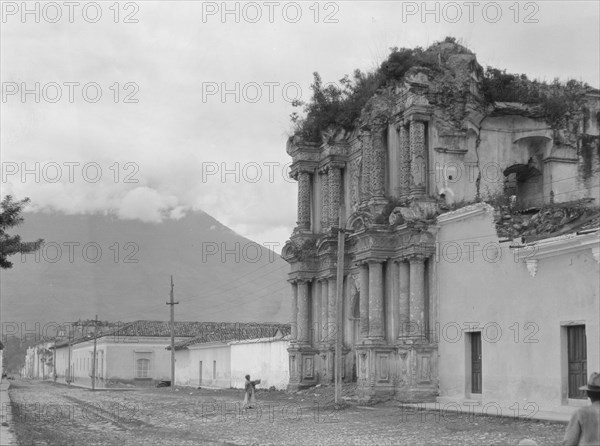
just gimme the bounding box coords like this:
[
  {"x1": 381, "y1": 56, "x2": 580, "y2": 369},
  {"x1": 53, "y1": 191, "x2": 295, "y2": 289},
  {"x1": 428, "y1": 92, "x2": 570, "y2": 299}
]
[
  {"x1": 51, "y1": 321, "x2": 291, "y2": 349},
  {"x1": 107, "y1": 320, "x2": 214, "y2": 338},
  {"x1": 172, "y1": 323, "x2": 291, "y2": 350}
]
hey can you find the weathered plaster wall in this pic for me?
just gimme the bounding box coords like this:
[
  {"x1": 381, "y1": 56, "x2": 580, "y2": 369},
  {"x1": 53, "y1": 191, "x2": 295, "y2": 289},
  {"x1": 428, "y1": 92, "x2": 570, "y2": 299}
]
[
  {"x1": 54, "y1": 338, "x2": 187, "y2": 383},
  {"x1": 427, "y1": 110, "x2": 600, "y2": 208},
  {"x1": 183, "y1": 343, "x2": 231, "y2": 388},
  {"x1": 103, "y1": 339, "x2": 175, "y2": 381},
  {"x1": 230, "y1": 339, "x2": 290, "y2": 390},
  {"x1": 436, "y1": 205, "x2": 600, "y2": 411},
  {"x1": 174, "y1": 349, "x2": 191, "y2": 386}
]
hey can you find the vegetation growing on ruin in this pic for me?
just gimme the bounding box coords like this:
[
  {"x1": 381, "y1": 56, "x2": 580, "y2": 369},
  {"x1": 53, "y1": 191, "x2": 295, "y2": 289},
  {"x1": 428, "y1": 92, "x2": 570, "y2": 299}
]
[
  {"x1": 290, "y1": 37, "x2": 463, "y2": 141},
  {"x1": 290, "y1": 36, "x2": 595, "y2": 142},
  {"x1": 290, "y1": 69, "x2": 384, "y2": 142},
  {"x1": 481, "y1": 68, "x2": 592, "y2": 125}
]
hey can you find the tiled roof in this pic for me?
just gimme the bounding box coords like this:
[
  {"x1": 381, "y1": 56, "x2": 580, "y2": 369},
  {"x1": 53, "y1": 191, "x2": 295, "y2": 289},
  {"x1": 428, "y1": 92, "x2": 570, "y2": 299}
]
[
  {"x1": 51, "y1": 321, "x2": 290, "y2": 348},
  {"x1": 106, "y1": 320, "x2": 213, "y2": 338},
  {"x1": 172, "y1": 323, "x2": 291, "y2": 350}
]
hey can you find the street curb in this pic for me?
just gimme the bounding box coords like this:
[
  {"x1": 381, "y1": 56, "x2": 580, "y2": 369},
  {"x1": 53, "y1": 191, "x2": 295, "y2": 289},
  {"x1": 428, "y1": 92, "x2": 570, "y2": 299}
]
[{"x1": 0, "y1": 381, "x2": 18, "y2": 446}]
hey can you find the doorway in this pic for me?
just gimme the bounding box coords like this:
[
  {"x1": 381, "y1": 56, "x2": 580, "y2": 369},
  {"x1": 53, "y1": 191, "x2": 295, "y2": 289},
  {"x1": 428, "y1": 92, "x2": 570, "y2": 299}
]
[
  {"x1": 470, "y1": 332, "x2": 482, "y2": 394},
  {"x1": 567, "y1": 325, "x2": 587, "y2": 399}
]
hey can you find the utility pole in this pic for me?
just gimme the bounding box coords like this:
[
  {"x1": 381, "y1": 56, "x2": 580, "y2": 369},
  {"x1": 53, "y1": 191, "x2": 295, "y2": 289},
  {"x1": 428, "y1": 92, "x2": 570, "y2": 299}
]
[
  {"x1": 334, "y1": 204, "x2": 346, "y2": 406},
  {"x1": 67, "y1": 323, "x2": 72, "y2": 385},
  {"x1": 166, "y1": 276, "x2": 178, "y2": 391},
  {"x1": 91, "y1": 314, "x2": 98, "y2": 391}
]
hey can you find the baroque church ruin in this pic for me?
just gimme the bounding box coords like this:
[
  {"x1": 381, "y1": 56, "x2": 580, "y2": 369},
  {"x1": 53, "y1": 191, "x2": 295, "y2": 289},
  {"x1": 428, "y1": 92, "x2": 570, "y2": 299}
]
[{"x1": 282, "y1": 40, "x2": 600, "y2": 402}]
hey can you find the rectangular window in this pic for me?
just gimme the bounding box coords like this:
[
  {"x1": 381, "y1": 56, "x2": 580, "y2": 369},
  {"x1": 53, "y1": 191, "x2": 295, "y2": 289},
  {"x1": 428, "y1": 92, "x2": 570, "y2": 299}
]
[
  {"x1": 134, "y1": 352, "x2": 152, "y2": 379},
  {"x1": 213, "y1": 360, "x2": 216, "y2": 380},
  {"x1": 136, "y1": 358, "x2": 150, "y2": 378}
]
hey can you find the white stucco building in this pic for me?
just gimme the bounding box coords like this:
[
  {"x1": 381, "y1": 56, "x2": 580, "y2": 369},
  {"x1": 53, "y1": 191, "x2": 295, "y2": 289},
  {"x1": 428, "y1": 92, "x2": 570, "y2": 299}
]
[
  {"x1": 436, "y1": 203, "x2": 599, "y2": 413},
  {"x1": 173, "y1": 325, "x2": 290, "y2": 390},
  {"x1": 52, "y1": 320, "x2": 208, "y2": 386}
]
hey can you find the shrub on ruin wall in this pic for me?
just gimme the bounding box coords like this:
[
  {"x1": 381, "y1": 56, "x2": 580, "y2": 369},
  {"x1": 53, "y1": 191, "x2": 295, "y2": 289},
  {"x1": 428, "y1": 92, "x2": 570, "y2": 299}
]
[
  {"x1": 291, "y1": 37, "x2": 596, "y2": 142},
  {"x1": 481, "y1": 69, "x2": 592, "y2": 126},
  {"x1": 290, "y1": 37, "x2": 463, "y2": 142}
]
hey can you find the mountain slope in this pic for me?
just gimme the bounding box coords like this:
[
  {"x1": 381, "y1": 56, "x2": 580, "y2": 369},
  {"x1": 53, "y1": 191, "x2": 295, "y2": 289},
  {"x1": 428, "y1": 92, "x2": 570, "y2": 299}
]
[{"x1": 0, "y1": 211, "x2": 290, "y2": 326}]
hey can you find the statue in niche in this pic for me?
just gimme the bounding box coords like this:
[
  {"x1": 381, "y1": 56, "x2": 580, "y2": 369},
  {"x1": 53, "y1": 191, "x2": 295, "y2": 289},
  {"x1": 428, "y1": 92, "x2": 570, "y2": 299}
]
[
  {"x1": 350, "y1": 156, "x2": 362, "y2": 211},
  {"x1": 351, "y1": 273, "x2": 360, "y2": 296}
]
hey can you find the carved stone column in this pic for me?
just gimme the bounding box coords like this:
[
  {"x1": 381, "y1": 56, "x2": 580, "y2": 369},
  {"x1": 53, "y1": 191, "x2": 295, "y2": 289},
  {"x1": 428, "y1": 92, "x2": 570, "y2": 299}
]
[
  {"x1": 290, "y1": 281, "x2": 298, "y2": 342},
  {"x1": 297, "y1": 171, "x2": 312, "y2": 230},
  {"x1": 360, "y1": 130, "x2": 371, "y2": 202},
  {"x1": 409, "y1": 120, "x2": 426, "y2": 197},
  {"x1": 328, "y1": 165, "x2": 342, "y2": 227},
  {"x1": 320, "y1": 167, "x2": 329, "y2": 231},
  {"x1": 320, "y1": 278, "x2": 329, "y2": 343},
  {"x1": 359, "y1": 263, "x2": 369, "y2": 339},
  {"x1": 297, "y1": 279, "x2": 310, "y2": 345},
  {"x1": 399, "y1": 123, "x2": 411, "y2": 200},
  {"x1": 408, "y1": 257, "x2": 426, "y2": 339},
  {"x1": 398, "y1": 260, "x2": 410, "y2": 338},
  {"x1": 370, "y1": 124, "x2": 386, "y2": 199},
  {"x1": 326, "y1": 277, "x2": 337, "y2": 380},
  {"x1": 367, "y1": 261, "x2": 384, "y2": 340}
]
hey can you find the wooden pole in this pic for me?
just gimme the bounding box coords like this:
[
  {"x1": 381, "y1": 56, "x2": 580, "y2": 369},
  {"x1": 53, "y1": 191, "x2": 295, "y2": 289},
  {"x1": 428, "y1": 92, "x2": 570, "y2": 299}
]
[
  {"x1": 91, "y1": 314, "x2": 98, "y2": 390},
  {"x1": 67, "y1": 324, "x2": 72, "y2": 385},
  {"x1": 334, "y1": 204, "x2": 345, "y2": 406},
  {"x1": 166, "y1": 276, "x2": 179, "y2": 391}
]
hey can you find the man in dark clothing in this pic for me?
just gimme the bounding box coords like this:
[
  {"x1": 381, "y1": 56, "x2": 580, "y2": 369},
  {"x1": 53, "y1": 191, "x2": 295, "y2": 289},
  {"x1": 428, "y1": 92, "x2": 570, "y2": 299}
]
[{"x1": 563, "y1": 372, "x2": 600, "y2": 446}]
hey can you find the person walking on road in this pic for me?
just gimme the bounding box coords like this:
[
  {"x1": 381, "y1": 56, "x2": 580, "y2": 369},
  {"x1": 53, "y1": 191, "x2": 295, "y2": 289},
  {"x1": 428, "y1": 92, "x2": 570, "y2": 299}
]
[
  {"x1": 243, "y1": 374, "x2": 261, "y2": 409},
  {"x1": 563, "y1": 372, "x2": 600, "y2": 446}
]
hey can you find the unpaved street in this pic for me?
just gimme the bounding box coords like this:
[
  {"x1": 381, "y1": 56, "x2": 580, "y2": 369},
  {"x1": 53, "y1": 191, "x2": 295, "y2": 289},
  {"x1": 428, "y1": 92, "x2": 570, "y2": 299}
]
[{"x1": 3, "y1": 379, "x2": 569, "y2": 445}]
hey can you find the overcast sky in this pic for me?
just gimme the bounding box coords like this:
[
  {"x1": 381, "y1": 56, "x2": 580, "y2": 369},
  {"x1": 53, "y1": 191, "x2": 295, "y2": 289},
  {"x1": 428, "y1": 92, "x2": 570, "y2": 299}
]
[{"x1": 1, "y1": 1, "x2": 599, "y2": 251}]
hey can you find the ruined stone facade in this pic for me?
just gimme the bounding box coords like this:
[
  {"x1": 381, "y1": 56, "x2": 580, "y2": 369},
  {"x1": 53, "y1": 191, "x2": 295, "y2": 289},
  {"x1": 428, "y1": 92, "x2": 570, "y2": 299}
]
[{"x1": 282, "y1": 43, "x2": 600, "y2": 401}]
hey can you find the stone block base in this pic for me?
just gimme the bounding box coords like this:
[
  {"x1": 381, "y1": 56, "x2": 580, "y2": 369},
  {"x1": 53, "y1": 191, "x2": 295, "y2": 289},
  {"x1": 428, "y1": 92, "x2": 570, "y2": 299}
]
[
  {"x1": 394, "y1": 387, "x2": 438, "y2": 403},
  {"x1": 356, "y1": 384, "x2": 396, "y2": 404},
  {"x1": 286, "y1": 382, "x2": 315, "y2": 392}
]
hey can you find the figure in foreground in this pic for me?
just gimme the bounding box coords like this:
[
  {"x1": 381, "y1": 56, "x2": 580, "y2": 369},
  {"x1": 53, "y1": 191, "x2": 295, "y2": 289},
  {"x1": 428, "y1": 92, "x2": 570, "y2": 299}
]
[
  {"x1": 243, "y1": 374, "x2": 261, "y2": 409},
  {"x1": 563, "y1": 372, "x2": 600, "y2": 446}
]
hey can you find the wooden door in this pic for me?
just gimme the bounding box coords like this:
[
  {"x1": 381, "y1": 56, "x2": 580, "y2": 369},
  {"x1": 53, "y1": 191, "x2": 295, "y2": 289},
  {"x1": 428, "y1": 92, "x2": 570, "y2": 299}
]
[
  {"x1": 567, "y1": 325, "x2": 587, "y2": 399},
  {"x1": 471, "y1": 332, "x2": 482, "y2": 394},
  {"x1": 198, "y1": 361, "x2": 203, "y2": 387}
]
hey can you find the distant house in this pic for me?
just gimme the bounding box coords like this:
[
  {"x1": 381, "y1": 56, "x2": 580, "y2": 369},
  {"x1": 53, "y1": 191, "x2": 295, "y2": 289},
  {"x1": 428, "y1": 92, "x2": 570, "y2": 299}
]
[
  {"x1": 52, "y1": 320, "x2": 211, "y2": 386},
  {"x1": 172, "y1": 323, "x2": 290, "y2": 390},
  {"x1": 22, "y1": 342, "x2": 54, "y2": 380}
]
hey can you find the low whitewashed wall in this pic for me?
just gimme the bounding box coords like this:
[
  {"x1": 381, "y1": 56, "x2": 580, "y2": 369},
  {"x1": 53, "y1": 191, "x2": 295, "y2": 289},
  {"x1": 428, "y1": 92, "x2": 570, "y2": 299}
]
[{"x1": 230, "y1": 338, "x2": 289, "y2": 390}]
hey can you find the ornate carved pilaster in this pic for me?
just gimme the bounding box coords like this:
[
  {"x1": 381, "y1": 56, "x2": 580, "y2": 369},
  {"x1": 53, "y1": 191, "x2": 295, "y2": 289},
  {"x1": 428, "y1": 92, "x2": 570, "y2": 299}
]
[
  {"x1": 297, "y1": 279, "x2": 310, "y2": 345},
  {"x1": 370, "y1": 124, "x2": 386, "y2": 199},
  {"x1": 319, "y1": 167, "x2": 330, "y2": 231},
  {"x1": 349, "y1": 156, "x2": 362, "y2": 211},
  {"x1": 290, "y1": 281, "x2": 298, "y2": 342},
  {"x1": 359, "y1": 263, "x2": 369, "y2": 339},
  {"x1": 327, "y1": 277, "x2": 337, "y2": 347},
  {"x1": 288, "y1": 351, "x2": 299, "y2": 383},
  {"x1": 297, "y1": 171, "x2": 312, "y2": 230},
  {"x1": 408, "y1": 256, "x2": 426, "y2": 340},
  {"x1": 399, "y1": 124, "x2": 411, "y2": 200},
  {"x1": 320, "y1": 279, "x2": 329, "y2": 343},
  {"x1": 409, "y1": 120, "x2": 426, "y2": 197},
  {"x1": 360, "y1": 130, "x2": 372, "y2": 202},
  {"x1": 367, "y1": 261, "x2": 385, "y2": 340},
  {"x1": 398, "y1": 260, "x2": 410, "y2": 338},
  {"x1": 328, "y1": 165, "x2": 342, "y2": 227}
]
